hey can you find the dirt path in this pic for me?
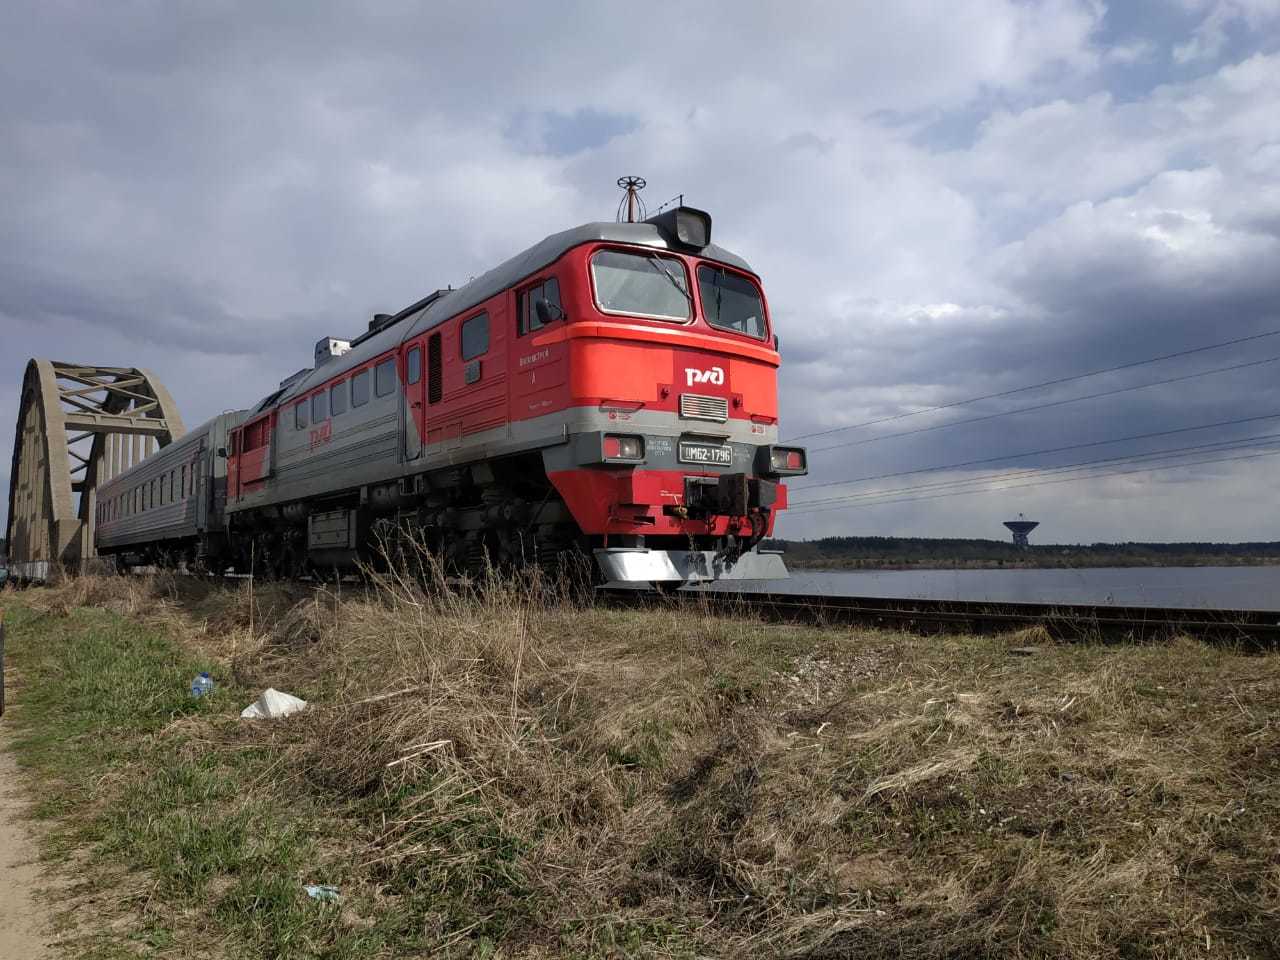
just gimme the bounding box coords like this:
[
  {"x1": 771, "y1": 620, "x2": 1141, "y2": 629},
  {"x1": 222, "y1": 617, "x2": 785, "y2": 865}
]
[{"x1": 0, "y1": 726, "x2": 53, "y2": 959}]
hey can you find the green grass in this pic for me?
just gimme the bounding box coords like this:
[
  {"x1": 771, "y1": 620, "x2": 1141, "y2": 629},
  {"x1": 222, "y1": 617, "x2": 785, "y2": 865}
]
[
  {"x1": 4, "y1": 575, "x2": 1280, "y2": 958},
  {"x1": 1, "y1": 602, "x2": 408, "y2": 959}
]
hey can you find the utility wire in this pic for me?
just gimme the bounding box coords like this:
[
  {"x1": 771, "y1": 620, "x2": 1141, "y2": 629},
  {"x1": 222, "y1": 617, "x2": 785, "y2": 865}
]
[
  {"x1": 785, "y1": 448, "x2": 1280, "y2": 516},
  {"x1": 784, "y1": 327, "x2": 1280, "y2": 444},
  {"x1": 808, "y1": 353, "x2": 1280, "y2": 453},
  {"x1": 788, "y1": 432, "x2": 1280, "y2": 510},
  {"x1": 790, "y1": 411, "x2": 1280, "y2": 493}
]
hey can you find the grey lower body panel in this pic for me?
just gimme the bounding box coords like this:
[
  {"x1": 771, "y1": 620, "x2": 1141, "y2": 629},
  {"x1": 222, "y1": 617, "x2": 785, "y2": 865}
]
[{"x1": 594, "y1": 548, "x2": 789, "y2": 584}]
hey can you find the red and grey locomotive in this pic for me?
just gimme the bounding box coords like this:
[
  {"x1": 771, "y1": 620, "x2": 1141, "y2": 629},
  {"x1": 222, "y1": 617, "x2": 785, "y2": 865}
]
[{"x1": 94, "y1": 205, "x2": 807, "y2": 584}]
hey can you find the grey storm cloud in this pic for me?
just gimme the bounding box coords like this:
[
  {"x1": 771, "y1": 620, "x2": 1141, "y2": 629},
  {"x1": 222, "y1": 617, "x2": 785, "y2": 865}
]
[{"x1": 3, "y1": 0, "x2": 1280, "y2": 543}]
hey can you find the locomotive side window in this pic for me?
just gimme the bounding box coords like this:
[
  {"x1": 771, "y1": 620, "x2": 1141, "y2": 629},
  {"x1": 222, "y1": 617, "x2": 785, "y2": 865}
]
[
  {"x1": 312, "y1": 390, "x2": 327, "y2": 423},
  {"x1": 375, "y1": 358, "x2": 396, "y2": 398},
  {"x1": 519, "y1": 278, "x2": 562, "y2": 335},
  {"x1": 295, "y1": 400, "x2": 308, "y2": 430},
  {"x1": 352, "y1": 369, "x2": 370, "y2": 407},
  {"x1": 331, "y1": 380, "x2": 348, "y2": 416},
  {"x1": 406, "y1": 347, "x2": 422, "y2": 385},
  {"x1": 590, "y1": 249, "x2": 690, "y2": 322},
  {"x1": 461, "y1": 312, "x2": 489, "y2": 360},
  {"x1": 428, "y1": 333, "x2": 442, "y2": 405},
  {"x1": 698, "y1": 265, "x2": 767, "y2": 340}
]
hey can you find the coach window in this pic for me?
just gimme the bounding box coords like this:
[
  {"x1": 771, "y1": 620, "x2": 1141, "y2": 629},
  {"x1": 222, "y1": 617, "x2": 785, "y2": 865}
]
[
  {"x1": 331, "y1": 380, "x2": 348, "y2": 416},
  {"x1": 461, "y1": 312, "x2": 489, "y2": 360},
  {"x1": 170, "y1": 469, "x2": 176, "y2": 502},
  {"x1": 519, "y1": 278, "x2": 562, "y2": 335},
  {"x1": 312, "y1": 389, "x2": 327, "y2": 423},
  {"x1": 351, "y1": 369, "x2": 370, "y2": 407},
  {"x1": 180, "y1": 465, "x2": 187, "y2": 499},
  {"x1": 295, "y1": 400, "x2": 307, "y2": 430},
  {"x1": 375, "y1": 358, "x2": 396, "y2": 398}
]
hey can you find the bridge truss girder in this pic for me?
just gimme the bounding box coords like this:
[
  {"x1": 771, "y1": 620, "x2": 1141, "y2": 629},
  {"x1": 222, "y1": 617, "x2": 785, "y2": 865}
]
[{"x1": 6, "y1": 360, "x2": 185, "y2": 580}]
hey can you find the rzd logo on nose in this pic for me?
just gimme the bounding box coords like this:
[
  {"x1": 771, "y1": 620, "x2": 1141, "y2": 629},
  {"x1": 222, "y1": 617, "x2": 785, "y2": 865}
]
[{"x1": 685, "y1": 366, "x2": 725, "y2": 387}]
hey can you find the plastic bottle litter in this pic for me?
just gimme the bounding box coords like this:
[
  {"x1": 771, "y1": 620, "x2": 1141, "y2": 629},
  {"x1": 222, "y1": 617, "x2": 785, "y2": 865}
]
[
  {"x1": 304, "y1": 884, "x2": 340, "y2": 902},
  {"x1": 190, "y1": 672, "x2": 214, "y2": 698}
]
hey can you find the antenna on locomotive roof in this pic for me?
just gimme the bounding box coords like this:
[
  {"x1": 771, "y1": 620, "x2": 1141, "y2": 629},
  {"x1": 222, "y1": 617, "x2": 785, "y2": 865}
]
[
  {"x1": 616, "y1": 175, "x2": 647, "y2": 223},
  {"x1": 653, "y1": 194, "x2": 684, "y2": 216}
]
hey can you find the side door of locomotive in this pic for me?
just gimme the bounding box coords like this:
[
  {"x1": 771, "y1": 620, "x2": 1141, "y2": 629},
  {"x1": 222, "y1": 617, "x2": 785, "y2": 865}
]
[
  {"x1": 513, "y1": 276, "x2": 567, "y2": 417},
  {"x1": 456, "y1": 304, "x2": 506, "y2": 438},
  {"x1": 401, "y1": 340, "x2": 425, "y2": 462}
]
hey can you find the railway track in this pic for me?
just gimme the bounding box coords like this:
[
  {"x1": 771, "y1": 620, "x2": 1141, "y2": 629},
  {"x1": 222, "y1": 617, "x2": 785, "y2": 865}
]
[
  {"x1": 8, "y1": 563, "x2": 1276, "y2": 643},
  {"x1": 599, "y1": 587, "x2": 1280, "y2": 643}
]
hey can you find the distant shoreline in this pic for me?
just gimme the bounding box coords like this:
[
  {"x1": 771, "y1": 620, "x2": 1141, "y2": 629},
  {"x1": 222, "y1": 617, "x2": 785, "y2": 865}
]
[
  {"x1": 771, "y1": 536, "x2": 1280, "y2": 572},
  {"x1": 789, "y1": 557, "x2": 1280, "y2": 571}
]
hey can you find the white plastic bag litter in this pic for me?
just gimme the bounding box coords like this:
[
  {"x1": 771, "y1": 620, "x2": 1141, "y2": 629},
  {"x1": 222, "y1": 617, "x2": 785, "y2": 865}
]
[{"x1": 240, "y1": 688, "x2": 308, "y2": 720}]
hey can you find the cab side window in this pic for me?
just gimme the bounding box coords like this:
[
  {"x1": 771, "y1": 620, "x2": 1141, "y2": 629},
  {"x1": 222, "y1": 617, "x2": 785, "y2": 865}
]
[
  {"x1": 461, "y1": 312, "x2": 489, "y2": 360},
  {"x1": 518, "y1": 277, "x2": 562, "y2": 335}
]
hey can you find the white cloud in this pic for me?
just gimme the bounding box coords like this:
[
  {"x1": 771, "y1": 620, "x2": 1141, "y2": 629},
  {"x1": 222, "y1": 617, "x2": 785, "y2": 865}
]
[
  {"x1": 4, "y1": 0, "x2": 1280, "y2": 545},
  {"x1": 1173, "y1": 0, "x2": 1280, "y2": 63}
]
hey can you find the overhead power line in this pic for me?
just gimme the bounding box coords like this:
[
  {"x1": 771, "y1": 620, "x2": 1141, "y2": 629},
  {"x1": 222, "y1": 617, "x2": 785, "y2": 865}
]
[
  {"x1": 785, "y1": 448, "x2": 1280, "y2": 516},
  {"x1": 789, "y1": 411, "x2": 1280, "y2": 493},
  {"x1": 808, "y1": 353, "x2": 1280, "y2": 453},
  {"x1": 784, "y1": 326, "x2": 1280, "y2": 444},
  {"x1": 788, "y1": 432, "x2": 1280, "y2": 510}
]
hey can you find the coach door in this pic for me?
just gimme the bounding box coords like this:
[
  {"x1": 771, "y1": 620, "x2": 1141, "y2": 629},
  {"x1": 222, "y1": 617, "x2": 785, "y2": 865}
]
[{"x1": 402, "y1": 342, "x2": 424, "y2": 461}]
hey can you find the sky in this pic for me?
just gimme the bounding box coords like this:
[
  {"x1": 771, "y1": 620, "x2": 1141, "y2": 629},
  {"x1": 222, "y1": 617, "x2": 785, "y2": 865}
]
[{"x1": 2, "y1": 0, "x2": 1279, "y2": 544}]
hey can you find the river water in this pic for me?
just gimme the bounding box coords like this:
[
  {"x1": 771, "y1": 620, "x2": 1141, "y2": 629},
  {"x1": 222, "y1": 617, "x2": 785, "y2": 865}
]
[{"x1": 727, "y1": 565, "x2": 1280, "y2": 611}]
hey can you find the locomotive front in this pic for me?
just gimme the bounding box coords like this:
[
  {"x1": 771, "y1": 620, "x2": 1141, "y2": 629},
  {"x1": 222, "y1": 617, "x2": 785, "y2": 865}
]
[{"x1": 536, "y1": 207, "x2": 808, "y2": 582}]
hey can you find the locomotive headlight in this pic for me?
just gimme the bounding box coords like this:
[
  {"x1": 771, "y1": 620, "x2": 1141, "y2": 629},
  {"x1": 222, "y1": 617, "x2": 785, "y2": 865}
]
[
  {"x1": 603, "y1": 434, "x2": 645, "y2": 461},
  {"x1": 767, "y1": 446, "x2": 807, "y2": 475}
]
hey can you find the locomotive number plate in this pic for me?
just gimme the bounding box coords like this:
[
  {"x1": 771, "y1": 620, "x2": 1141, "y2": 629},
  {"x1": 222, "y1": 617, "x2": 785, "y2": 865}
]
[{"x1": 679, "y1": 441, "x2": 733, "y2": 466}]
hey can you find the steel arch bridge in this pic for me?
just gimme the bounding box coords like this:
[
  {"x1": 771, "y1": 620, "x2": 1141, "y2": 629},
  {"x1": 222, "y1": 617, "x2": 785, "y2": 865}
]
[{"x1": 6, "y1": 360, "x2": 185, "y2": 581}]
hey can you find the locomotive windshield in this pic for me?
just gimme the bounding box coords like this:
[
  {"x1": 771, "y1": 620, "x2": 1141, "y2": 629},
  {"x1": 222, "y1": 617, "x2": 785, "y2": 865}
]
[
  {"x1": 590, "y1": 249, "x2": 691, "y2": 321},
  {"x1": 698, "y1": 265, "x2": 767, "y2": 339}
]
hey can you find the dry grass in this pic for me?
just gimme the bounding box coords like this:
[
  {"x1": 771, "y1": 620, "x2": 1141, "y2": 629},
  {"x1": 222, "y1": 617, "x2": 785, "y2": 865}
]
[{"x1": 7, "y1": 561, "x2": 1280, "y2": 958}]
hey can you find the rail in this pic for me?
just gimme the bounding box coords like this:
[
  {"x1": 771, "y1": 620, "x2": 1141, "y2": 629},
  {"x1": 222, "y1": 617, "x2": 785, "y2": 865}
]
[{"x1": 598, "y1": 588, "x2": 1280, "y2": 643}]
